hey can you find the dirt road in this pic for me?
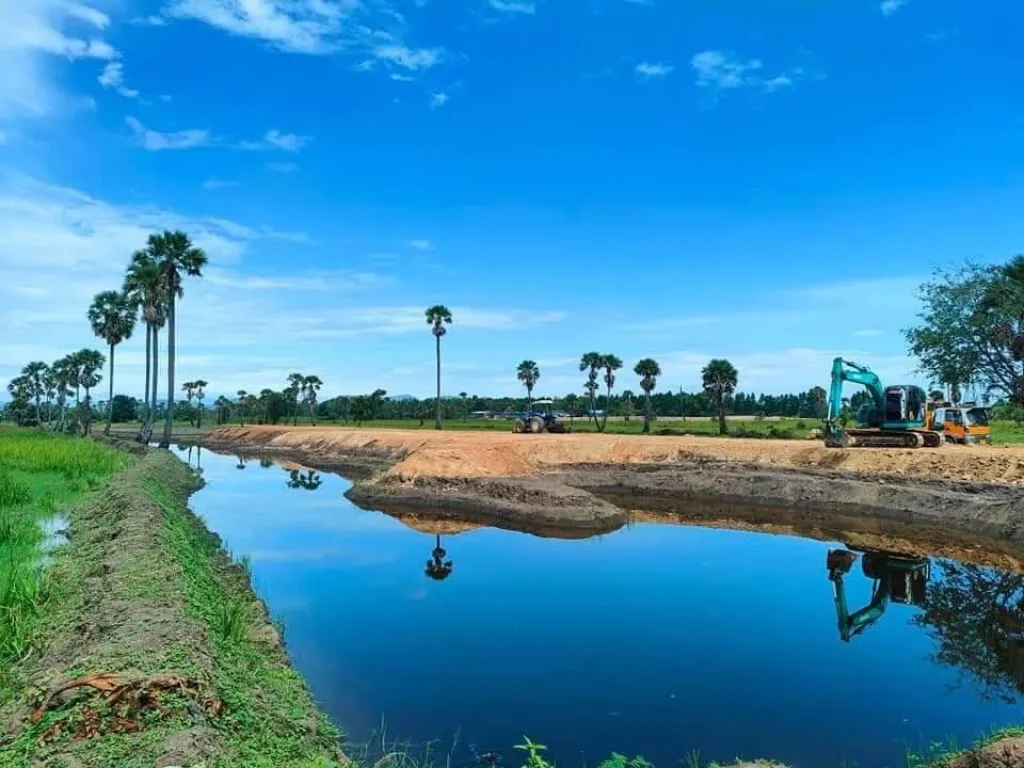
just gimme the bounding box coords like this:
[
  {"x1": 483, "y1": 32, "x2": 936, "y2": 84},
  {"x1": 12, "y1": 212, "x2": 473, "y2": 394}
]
[{"x1": 202, "y1": 425, "x2": 1024, "y2": 484}]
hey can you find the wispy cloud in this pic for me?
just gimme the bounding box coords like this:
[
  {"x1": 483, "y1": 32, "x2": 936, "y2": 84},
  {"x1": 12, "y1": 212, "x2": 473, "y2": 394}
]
[
  {"x1": 634, "y1": 61, "x2": 674, "y2": 80},
  {"x1": 266, "y1": 161, "x2": 299, "y2": 173},
  {"x1": 430, "y1": 91, "x2": 449, "y2": 109},
  {"x1": 880, "y1": 0, "x2": 908, "y2": 16},
  {"x1": 408, "y1": 238, "x2": 434, "y2": 251},
  {"x1": 1, "y1": 0, "x2": 118, "y2": 119},
  {"x1": 239, "y1": 129, "x2": 311, "y2": 152},
  {"x1": 372, "y1": 44, "x2": 444, "y2": 70},
  {"x1": 852, "y1": 329, "x2": 886, "y2": 338},
  {"x1": 390, "y1": 73, "x2": 415, "y2": 82},
  {"x1": 97, "y1": 62, "x2": 139, "y2": 98},
  {"x1": 691, "y1": 50, "x2": 810, "y2": 97},
  {"x1": 203, "y1": 178, "x2": 238, "y2": 190},
  {"x1": 488, "y1": 0, "x2": 536, "y2": 14},
  {"x1": 125, "y1": 116, "x2": 212, "y2": 151}
]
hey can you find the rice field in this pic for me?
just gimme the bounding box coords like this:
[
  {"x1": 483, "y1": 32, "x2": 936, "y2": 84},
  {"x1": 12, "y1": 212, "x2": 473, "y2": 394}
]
[{"x1": 0, "y1": 429, "x2": 130, "y2": 666}]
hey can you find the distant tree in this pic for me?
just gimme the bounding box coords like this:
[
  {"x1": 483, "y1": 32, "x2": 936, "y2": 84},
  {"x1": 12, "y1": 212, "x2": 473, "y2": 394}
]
[
  {"x1": 303, "y1": 375, "x2": 323, "y2": 426},
  {"x1": 702, "y1": 359, "x2": 738, "y2": 436},
  {"x1": 236, "y1": 390, "x2": 248, "y2": 426},
  {"x1": 88, "y1": 290, "x2": 137, "y2": 436},
  {"x1": 633, "y1": 358, "x2": 661, "y2": 434},
  {"x1": 74, "y1": 349, "x2": 105, "y2": 435},
  {"x1": 147, "y1": 230, "x2": 207, "y2": 448},
  {"x1": 580, "y1": 352, "x2": 603, "y2": 427},
  {"x1": 425, "y1": 305, "x2": 453, "y2": 430},
  {"x1": 517, "y1": 360, "x2": 540, "y2": 409},
  {"x1": 806, "y1": 385, "x2": 828, "y2": 420},
  {"x1": 621, "y1": 389, "x2": 635, "y2": 422},
  {"x1": 929, "y1": 389, "x2": 946, "y2": 401},
  {"x1": 19, "y1": 362, "x2": 49, "y2": 427},
  {"x1": 599, "y1": 354, "x2": 622, "y2": 433},
  {"x1": 286, "y1": 373, "x2": 305, "y2": 425},
  {"x1": 110, "y1": 395, "x2": 139, "y2": 423},
  {"x1": 215, "y1": 395, "x2": 233, "y2": 425},
  {"x1": 193, "y1": 379, "x2": 208, "y2": 428}
]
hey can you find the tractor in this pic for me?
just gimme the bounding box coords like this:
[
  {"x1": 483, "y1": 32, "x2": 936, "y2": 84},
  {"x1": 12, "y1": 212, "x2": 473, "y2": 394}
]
[{"x1": 512, "y1": 399, "x2": 569, "y2": 434}]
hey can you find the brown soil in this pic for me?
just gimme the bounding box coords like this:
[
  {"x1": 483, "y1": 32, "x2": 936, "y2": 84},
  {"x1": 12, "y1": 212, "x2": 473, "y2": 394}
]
[
  {"x1": 203, "y1": 426, "x2": 1024, "y2": 484},
  {"x1": 937, "y1": 736, "x2": 1024, "y2": 767}
]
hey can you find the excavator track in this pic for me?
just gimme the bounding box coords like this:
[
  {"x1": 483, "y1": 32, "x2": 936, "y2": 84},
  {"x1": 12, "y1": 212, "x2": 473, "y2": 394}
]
[{"x1": 842, "y1": 429, "x2": 941, "y2": 448}]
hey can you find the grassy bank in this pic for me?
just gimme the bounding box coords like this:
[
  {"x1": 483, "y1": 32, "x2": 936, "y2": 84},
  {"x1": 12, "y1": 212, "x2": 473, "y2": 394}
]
[
  {"x1": 0, "y1": 441, "x2": 343, "y2": 767},
  {"x1": 0, "y1": 430, "x2": 130, "y2": 668}
]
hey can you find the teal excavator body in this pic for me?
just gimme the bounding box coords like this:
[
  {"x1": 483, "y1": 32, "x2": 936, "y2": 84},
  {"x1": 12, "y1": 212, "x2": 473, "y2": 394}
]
[{"x1": 823, "y1": 357, "x2": 939, "y2": 448}]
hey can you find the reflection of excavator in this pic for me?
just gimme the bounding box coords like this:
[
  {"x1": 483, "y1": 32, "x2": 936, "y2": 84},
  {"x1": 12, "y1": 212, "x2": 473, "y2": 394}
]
[
  {"x1": 823, "y1": 357, "x2": 942, "y2": 448},
  {"x1": 826, "y1": 548, "x2": 930, "y2": 642}
]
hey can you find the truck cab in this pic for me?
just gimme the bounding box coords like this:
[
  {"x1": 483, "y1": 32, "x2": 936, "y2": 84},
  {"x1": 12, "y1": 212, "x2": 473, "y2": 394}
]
[{"x1": 929, "y1": 403, "x2": 992, "y2": 444}]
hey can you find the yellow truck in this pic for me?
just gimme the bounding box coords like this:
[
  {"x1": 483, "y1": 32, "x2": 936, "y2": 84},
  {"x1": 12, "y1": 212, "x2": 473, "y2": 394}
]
[{"x1": 927, "y1": 402, "x2": 992, "y2": 444}]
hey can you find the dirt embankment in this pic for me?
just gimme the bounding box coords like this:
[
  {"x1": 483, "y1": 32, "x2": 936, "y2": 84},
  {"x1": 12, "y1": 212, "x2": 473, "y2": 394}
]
[{"x1": 201, "y1": 426, "x2": 1024, "y2": 562}]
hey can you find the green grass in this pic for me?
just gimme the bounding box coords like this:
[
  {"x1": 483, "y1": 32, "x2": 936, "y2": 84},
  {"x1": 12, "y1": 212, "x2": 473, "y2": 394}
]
[
  {"x1": 991, "y1": 420, "x2": 1024, "y2": 444},
  {"x1": 0, "y1": 429, "x2": 130, "y2": 666}
]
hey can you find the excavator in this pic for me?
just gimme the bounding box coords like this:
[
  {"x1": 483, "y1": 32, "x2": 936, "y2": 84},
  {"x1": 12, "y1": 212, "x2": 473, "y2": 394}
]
[
  {"x1": 823, "y1": 357, "x2": 942, "y2": 447},
  {"x1": 826, "y1": 548, "x2": 930, "y2": 643}
]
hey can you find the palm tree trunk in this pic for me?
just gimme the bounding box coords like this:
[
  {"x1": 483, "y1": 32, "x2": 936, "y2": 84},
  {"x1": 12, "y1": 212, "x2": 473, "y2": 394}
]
[
  {"x1": 434, "y1": 334, "x2": 442, "y2": 430},
  {"x1": 600, "y1": 386, "x2": 610, "y2": 433},
  {"x1": 718, "y1": 398, "x2": 726, "y2": 436},
  {"x1": 642, "y1": 391, "x2": 651, "y2": 434},
  {"x1": 197, "y1": 400, "x2": 203, "y2": 429},
  {"x1": 160, "y1": 293, "x2": 176, "y2": 448},
  {"x1": 104, "y1": 342, "x2": 115, "y2": 436},
  {"x1": 141, "y1": 323, "x2": 152, "y2": 436},
  {"x1": 311, "y1": 398, "x2": 317, "y2": 427},
  {"x1": 149, "y1": 326, "x2": 159, "y2": 439}
]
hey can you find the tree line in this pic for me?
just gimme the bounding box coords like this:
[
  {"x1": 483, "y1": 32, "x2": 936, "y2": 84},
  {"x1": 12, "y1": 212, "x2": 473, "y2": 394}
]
[{"x1": 4, "y1": 230, "x2": 208, "y2": 445}]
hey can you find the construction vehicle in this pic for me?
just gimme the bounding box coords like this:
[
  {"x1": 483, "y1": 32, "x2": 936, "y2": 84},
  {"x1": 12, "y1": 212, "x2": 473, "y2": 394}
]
[
  {"x1": 823, "y1": 357, "x2": 942, "y2": 447},
  {"x1": 927, "y1": 401, "x2": 992, "y2": 444},
  {"x1": 512, "y1": 399, "x2": 568, "y2": 434},
  {"x1": 826, "y1": 548, "x2": 930, "y2": 643}
]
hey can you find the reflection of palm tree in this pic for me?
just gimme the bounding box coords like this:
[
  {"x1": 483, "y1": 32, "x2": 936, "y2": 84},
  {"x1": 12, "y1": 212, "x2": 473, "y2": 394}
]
[
  {"x1": 259, "y1": 458, "x2": 274, "y2": 469},
  {"x1": 286, "y1": 469, "x2": 322, "y2": 491},
  {"x1": 236, "y1": 456, "x2": 247, "y2": 470},
  {"x1": 425, "y1": 534, "x2": 454, "y2": 581}
]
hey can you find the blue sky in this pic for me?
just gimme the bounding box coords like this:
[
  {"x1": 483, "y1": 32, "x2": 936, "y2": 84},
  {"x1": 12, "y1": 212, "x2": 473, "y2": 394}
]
[{"x1": 1, "y1": 0, "x2": 1021, "y2": 400}]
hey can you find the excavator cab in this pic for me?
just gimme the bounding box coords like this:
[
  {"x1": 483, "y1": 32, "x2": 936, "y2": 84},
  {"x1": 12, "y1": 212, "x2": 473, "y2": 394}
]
[{"x1": 826, "y1": 548, "x2": 930, "y2": 642}]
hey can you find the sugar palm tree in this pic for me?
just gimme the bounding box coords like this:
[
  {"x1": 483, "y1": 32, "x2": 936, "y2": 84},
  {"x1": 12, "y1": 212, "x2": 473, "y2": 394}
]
[
  {"x1": 425, "y1": 535, "x2": 453, "y2": 581},
  {"x1": 124, "y1": 250, "x2": 167, "y2": 442},
  {"x1": 88, "y1": 291, "x2": 137, "y2": 436},
  {"x1": 193, "y1": 379, "x2": 208, "y2": 428},
  {"x1": 287, "y1": 373, "x2": 305, "y2": 425},
  {"x1": 425, "y1": 305, "x2": 452, "y2": 430},
  {"x1": 74, "y1": 349, "x2": 106, "y2": 435},
  {"x1": 50, "y1": 356, "x2": 75, "y2": 432},
  {"x1": 580, "y1": 352, "x2": 603, "y2": 427},
  {"x1": 516, "y1": 360, "x2": 540, "y2": 409},
  {"x1": 303, "y1": 375, "x2": 323, "y2": 425},
  {"x1": 633, "y1": 358, "x2": 661, "y2": 434},
  {"x1": 148, "y1": 231, "x2": 207, "y2": 448},
  {"x1": 702, "y1": 359, "x2": 738, "y2": 436},
  {"x1": 236, "y1": 390, "x2": 248, "y2": 426},
  {"x1": 20, "y1": 361, "x2": 49, "y2": 427},
  {"x1": 599, "y1": 354, "x2": 622, "y2": 433},
  {"x1": 621, "y1": 389, "x2": 635, "y2": 422}
]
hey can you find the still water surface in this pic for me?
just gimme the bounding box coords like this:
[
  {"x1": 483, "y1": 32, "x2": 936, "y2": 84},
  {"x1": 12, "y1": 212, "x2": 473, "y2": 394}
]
[{"x1": 175, "y1": 446, "x2": 1024, "y2": 768}]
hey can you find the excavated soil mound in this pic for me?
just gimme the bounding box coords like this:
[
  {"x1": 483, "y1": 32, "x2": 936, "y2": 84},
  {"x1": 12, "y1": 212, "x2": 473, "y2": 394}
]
[{"x1": 204, "y1": 426, "x2": 1024, "y2": 484}]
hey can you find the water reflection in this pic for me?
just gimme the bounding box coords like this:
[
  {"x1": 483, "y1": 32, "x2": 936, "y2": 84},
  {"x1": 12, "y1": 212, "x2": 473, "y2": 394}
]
[
  {"x1": 826, "y1": 548, "x2": 930, "y2": 643},
  {"x1": 287, "y1": 469, "x2": 323, "y2": 491},
  {"x1": 914, "y1": 562, "x2": 1024, "y2": 703},
  {"x1": 425, "y1": 534, "x2": 454, "y2": 581},
  {"x1": 236, "y1": 456, "x2": 247, "y2": 470}
]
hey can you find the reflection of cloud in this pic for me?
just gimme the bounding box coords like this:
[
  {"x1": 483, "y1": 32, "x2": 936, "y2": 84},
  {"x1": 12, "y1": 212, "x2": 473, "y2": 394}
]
[
  {"x1": 247, "y1": 547, "x2": 400, "y2": 566},
  {"x1": 407, "y1": 588, "x2": 430, "y2": 601}
]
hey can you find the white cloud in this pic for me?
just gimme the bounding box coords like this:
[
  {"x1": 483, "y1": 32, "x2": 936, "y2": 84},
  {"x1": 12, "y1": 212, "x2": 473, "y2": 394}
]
[
  {"x1": 880, "y1": 0, "x2": 907, "y2": 16},
  {"x1": 266, "y1": 161, "x2": 299, "y2": 173},
  {"x1": 0, "y1": 0, "x2": 118, "y2": 120},
  {"x1": 158, "y1": 94, "x2": 173, "y2": 102},
  {"x1": 634, "y1": 61, "x2": 673, "y2": 80},
  {"x1": 429, "y1": 91, "x2": 449, "y2": 109},
  {"x1": 203, "y1": 178, "x2": 238, "y2": 190},
  {"x1": 408, "y1": 238, "x2": 434, "y2": 251},
  {"x1": 488, "y1": 0, "x2": 536, "y2": 14},
  {"x1": 126, "y1": 116, "x2": 212, "y2": 151},
  {"x1": 390, "y1": 73, "x2": 415, "y2": 82},
  {"x1": 373, "y1": 44, "x2": 443, "y2": 70},
  {"x1": 691, "y1": 50, "x2": 809, "y2": 96},
  {"x1": 239, "y1": 129, "x2": 311, "y2": 152},
  {"x1": 97, "y1": 62, "x2": 139, "y2": 98}
]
